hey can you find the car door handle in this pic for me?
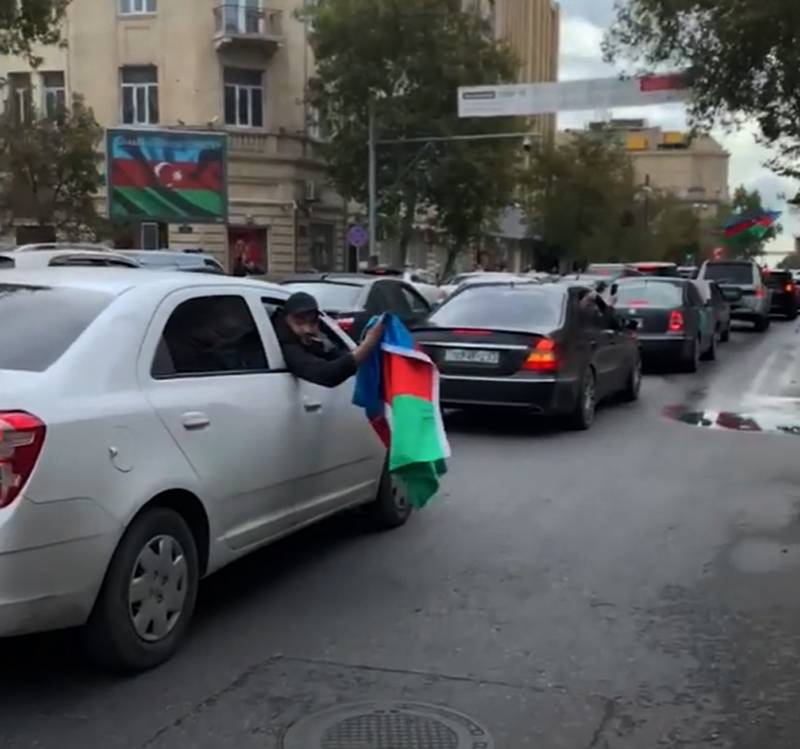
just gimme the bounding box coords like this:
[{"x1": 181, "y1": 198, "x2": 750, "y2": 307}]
[
  {"x1": 303, "y1": 400, "x2": 323, "y2": 413},
  {"x1": 181, "y1": 412, "x2": 211, "y2": 430}
]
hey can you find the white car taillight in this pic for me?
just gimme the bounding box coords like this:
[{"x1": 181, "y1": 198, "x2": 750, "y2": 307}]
[{"x1": 0, "y1": 411, "x2": 46, "y2": 509}]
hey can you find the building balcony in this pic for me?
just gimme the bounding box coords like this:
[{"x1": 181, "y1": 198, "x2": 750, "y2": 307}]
[{"x1": 213, "y1": 4, "x2": 283, "y2": 56}]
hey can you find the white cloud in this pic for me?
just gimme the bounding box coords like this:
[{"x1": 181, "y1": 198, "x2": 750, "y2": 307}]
[{"x1": 555, "y1": 9, "x2": 799, "y2": 258}]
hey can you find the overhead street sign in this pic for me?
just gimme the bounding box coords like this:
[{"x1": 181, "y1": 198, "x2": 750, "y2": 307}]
[{"x1": 458, "y1": 75, "x2": 689, "y2": 118}]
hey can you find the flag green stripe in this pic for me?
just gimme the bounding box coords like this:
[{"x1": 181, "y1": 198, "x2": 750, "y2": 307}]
[
  {"x1": 111, "y1": 186, "x2": 223, "y2": 219},
  {"x1": 389, "y1": 394, "x2": 447, "y2": 471},
  {"x1": 388, "y1": 394, "x2": 448, "y2": 508}
]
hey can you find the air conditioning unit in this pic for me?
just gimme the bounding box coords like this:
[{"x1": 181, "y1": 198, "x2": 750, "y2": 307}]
[{"x1": 304, "y1": 180, "x2": 319, "y2": 203}]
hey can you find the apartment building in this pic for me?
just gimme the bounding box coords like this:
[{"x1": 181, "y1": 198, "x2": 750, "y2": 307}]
[
  {"x1": 562, "y1": 120, "x2": 731, "y2": 213},
  {"x1": 493, "y1": 0, "x2": 560, "y2": 140},
  {"x1": 463, "y1": 0, "x2": 559, "y2": 140},
  {"x1": 0, "y1": 0, "x2": 346, "y2": 274}
]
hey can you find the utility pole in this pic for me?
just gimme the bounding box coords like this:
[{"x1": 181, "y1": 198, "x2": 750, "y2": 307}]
[{"x1": 367, "y1": 101, "x2": 377, "y2": 260}]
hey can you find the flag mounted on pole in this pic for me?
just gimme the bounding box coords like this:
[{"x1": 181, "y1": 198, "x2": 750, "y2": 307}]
[
  {"x1": 723, "y1": 211, "x2": 781, "y2": 244},
  {"x1": 353, "y1": 315, "x2": 450, "y2": 509}
]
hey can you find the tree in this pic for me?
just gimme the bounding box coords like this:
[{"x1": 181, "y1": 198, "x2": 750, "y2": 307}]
[
  {"x1": 605, "y1": 0, "x2": 800, "y2": 178},
  {"x1": 0, "y1": 0, "x2": 69, "y2": 62},
  {"x1": 524, "y1": 130, "x2": 640, "y2": 268},
  {"x1": 0, "y1": 95, "x2": 105, "y2": 240},
  {"x1": 301, "y1": 0, "x2": 522, "y2": 270}
]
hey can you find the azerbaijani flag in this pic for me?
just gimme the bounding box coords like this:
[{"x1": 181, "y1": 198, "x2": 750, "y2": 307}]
[
  {"x1": 723, "y1": 211, "x2": 781, "y2": 243},
  {"x1": 353, "y1": 315, "x2": 450, "y2": 509},
  {"x1": 107, "y1": 129, "x2": 227, "y2": 224}
]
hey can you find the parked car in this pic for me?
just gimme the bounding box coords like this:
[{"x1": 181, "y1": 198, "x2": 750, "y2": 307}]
[
  {"x1": 615, "y1": 277, "x2": 717, "y2": 371},
  {"x1": 363, "y1": 266, "x2": 445, "y2": 305},
  {"x1": 413, "y1": 281, "x2": 641, "y2": 429},
  {"x1": 0, "y1": 268, "x2": 407, "y2": 670},
  {"x1": 763, "y1": 269, "x2": 798, "y2": 319},
  {"x1": 120, "y1": 250, "x2": 225, "y2": 275},
  {"x1": 0, "y1": 249, "x2": 141, "y2": 270},
  {"x1": 585, "y1": 263, "x2": 642, "y2": 279},
  {"x1": 281, "y1": 273, "x2": 432, "y2": 340},
  {"x1": 693, "y1": 280, "x2": 735, "y2": 342},
  {"x1": 630, "y1": 261, "x2": 680, "y2": 277},
  {"x1": 696, "y1": 260, "x2": 771, "y2": 331}
]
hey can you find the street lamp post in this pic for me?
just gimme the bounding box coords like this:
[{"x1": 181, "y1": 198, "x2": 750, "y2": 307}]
[{"x1": 367, "y1": 101, "x2": 377, "y2": 259}]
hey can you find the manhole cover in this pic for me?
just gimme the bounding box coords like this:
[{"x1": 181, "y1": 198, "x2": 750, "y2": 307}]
[{"x1": 281, "y1": 702, "x2": 494, "y2": 749}]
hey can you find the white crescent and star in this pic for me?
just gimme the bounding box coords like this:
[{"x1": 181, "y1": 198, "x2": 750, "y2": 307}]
[{"x1": 153, "y1": 162, "x2": 184, "y2": 186}]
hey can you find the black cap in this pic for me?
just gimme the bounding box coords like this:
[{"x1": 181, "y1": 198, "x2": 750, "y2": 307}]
[{"x1": 284, "y1": 291, "x2": 319, "y2": 317}]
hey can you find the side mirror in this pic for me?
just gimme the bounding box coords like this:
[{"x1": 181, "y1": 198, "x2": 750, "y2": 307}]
[
  {"x1": 610, "y1": 283, "x2": 619, "y2": 297},
  {"x1": 625, "y1": 318, "x2": 639, "y2": 331}
]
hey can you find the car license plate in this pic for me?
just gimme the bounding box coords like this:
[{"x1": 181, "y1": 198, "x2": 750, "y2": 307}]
[{"x1": 444, "y1": 349, "x2": 500, "y2": 365}]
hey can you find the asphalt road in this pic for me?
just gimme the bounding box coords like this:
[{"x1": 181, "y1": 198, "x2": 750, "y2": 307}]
[{"x1": 4, "y1": 318, "x2": 800, "y2": 749}]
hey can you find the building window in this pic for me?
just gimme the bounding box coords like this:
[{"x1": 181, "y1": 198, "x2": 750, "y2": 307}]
[
  {"x1": 41, "y1": 71, "x2": 66, "y2": 119},
  {"x1": 224, "y1": 68, "x2": 264, "y2": 128},
  {"x1": 121, "y1": 66, "x2": 159, "y2": 125},
  {"x1": 223, "y1": 0, "x2": 262, "y2": 34},
  {"x1": 7, "y1": 73, "x2": 32, "y2": 125},
  {"x1": 120, "y1": 0, "x2": 156, "y2": 15}
]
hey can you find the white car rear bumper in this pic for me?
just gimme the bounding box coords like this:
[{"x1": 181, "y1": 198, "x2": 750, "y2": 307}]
[{"x1": 0, "y1": 497, "x2": 121, "y2": 637}]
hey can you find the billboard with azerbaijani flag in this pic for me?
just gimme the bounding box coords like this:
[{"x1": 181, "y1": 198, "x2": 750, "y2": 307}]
[{"x1": 106, "y1": 129, "x2": 228, "y2": 224}]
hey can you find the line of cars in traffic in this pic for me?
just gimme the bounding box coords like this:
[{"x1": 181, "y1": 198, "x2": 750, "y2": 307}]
[
  {"x1": 0, "y1": 247, "x2": 787, "y2": 671},
  {"x1": 281, "y1": 258, "x2": 787, "y2": 430}
]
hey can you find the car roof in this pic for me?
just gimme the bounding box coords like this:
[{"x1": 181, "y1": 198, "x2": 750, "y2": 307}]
[
  {"x1": 281, "y1": 273, "x2": 384, "y2": 286},
  {"x1": 450, "y1": 280, "x2": 565, "y2": 296},
  {"x1": 617, "y1": 276, "x2": 687, "y2": 285},
  {"x1": 0, "y1": 267, "x2": 283, "y2": 297},
  {"x1": 632, "y1": 261, "x2": 677, "y2": 267},
  {"x1": 0, "y1": 249, "x2": 137, "y2": 262}
]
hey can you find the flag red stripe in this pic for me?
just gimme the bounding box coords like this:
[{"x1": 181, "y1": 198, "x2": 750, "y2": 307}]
[
  {"x1": 110, "y1": 159, "x2": 223, "y2": 191},
  {"x1": 724, "y1": 218, "x2": 759, "y2": 237},
  {"x1": 382, "y1": 352, "x2": 434, "y2": 402}
]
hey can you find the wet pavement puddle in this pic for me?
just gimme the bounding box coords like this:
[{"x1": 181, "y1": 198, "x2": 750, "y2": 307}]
[{"x1": 663, "y1": 400, "x2": 800, "y2": 438}]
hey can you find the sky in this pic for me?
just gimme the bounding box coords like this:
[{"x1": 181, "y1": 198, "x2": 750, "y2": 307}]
[{"x1": 557, "y1": 0, "x2": 798, "y2": 259}]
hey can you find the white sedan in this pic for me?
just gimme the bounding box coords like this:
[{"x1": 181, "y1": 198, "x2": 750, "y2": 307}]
[{"x1": 0, "y1": 269, "x2": 407, "y2": 670}]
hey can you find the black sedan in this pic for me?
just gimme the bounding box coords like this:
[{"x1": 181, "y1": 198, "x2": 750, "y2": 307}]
[
  {"x1": 414, "y1": 282, "x2": 641, "y2": 430},
  {"x1": 615, "y1": 277, "x2": 716, "y2": 372},
  {"x1": 281, "y1": 273, "x2": 431, "y2": 340},
  {"x1": 764, "y1": 270, "x2": 798, "y2": 319}
]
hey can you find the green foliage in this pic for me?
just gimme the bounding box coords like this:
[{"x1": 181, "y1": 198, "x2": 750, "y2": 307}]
[
  {"x1": 525, "y1": 130, "x2": 742, "y2": 267},
  {"x1": 301, "y1": 0, "x2": 522, "y2": 267},
  {"x1": 605, "y1": 0, "x2": 800, "y2": 177},
  {"x1": 524, "y1": 131, "x2": 639, "y2": 265},
  {"x1": 0, "y1": 0, "x2": 69, "y2": 62},
  {"x1": 0, "y1": 95, "x2": 105, "y2": 239}
]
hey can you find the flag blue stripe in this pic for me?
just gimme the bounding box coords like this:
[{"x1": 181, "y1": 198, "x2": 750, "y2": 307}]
[{"x1": 110, "y1": 135, "x2": 224, "y2": 164}]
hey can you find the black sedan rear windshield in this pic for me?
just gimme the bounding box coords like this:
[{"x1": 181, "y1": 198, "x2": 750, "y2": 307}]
[
  {"x1": 282, "y1": 282, "x2": 363, "y2": 311},
  {"x1": 703, "y1": 263, "x2": 754, "y2": 285},
  {"x1": 765, "y1": 272, "x2": 793, "y2": 287},
  {"x1": 0, "y1": 284, "x2": 113, "y2": 372},
  {"x1": 431, "y1": 287, "x2": 564, "y2": 330},
  {"x1": 616, "y1": 281, "x2": 683, "y2": 307}
]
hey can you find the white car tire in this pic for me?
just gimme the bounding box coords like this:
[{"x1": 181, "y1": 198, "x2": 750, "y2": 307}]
[{"x1": 83, "y1": 508, "x2": 200, "y2": 672}]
